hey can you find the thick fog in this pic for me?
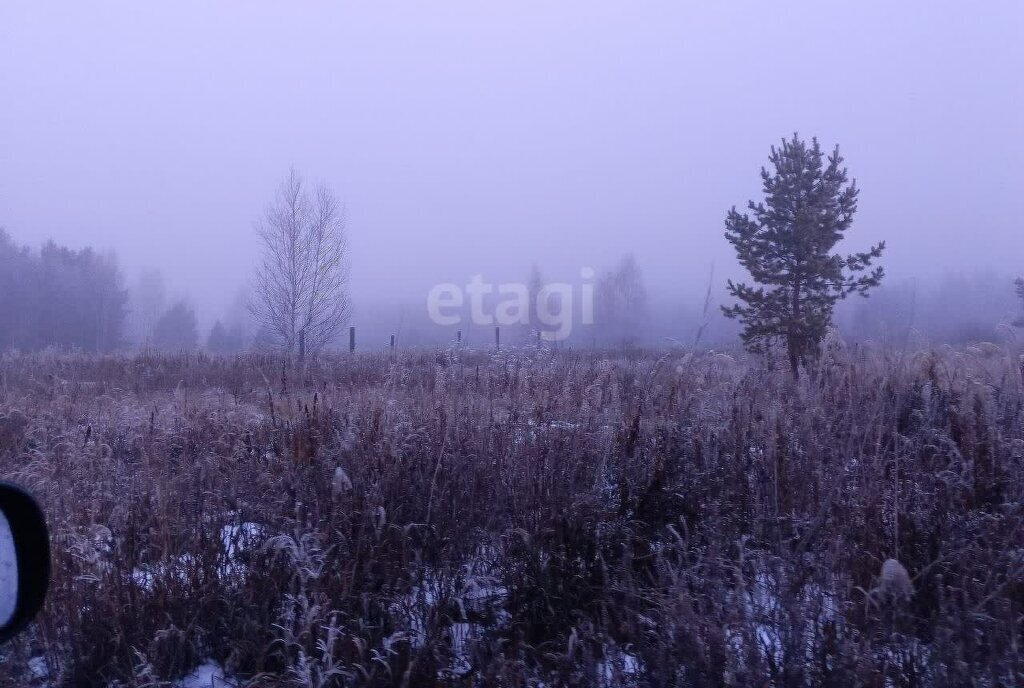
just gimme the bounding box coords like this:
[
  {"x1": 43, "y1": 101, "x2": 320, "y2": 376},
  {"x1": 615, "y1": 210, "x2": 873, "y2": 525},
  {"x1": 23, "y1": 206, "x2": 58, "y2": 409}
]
[{"x1": 1, "y1": 1, "x2": 1022, "y2": 347}]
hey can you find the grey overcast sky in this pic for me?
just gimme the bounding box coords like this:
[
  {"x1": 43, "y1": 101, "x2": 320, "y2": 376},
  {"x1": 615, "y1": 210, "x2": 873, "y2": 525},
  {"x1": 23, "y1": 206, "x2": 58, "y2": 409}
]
[{"x1": 1, "y1": 1, "x2": 1021, "y2": 323}]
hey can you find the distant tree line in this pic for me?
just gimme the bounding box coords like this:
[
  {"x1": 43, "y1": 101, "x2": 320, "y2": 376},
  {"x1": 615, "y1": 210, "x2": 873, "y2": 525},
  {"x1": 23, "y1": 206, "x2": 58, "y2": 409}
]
[{"x1": 0, "y1": 229, "x2": 127, "y2": 352}]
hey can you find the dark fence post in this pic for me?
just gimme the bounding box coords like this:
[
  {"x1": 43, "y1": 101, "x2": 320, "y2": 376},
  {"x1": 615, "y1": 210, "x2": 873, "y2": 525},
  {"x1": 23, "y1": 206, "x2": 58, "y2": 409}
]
[
  {"x1": 390, "y1": 334, "x2": 395, "y2": 350},
  {"x1": 457, "y1": 330, "x2": 462, "y2": 344},
  {"x1": 495, "y1": 326, "x2": 500, "y2": 350},
  {"x1": 349, "y1": 326, "x2": 356, "y2": 353}
]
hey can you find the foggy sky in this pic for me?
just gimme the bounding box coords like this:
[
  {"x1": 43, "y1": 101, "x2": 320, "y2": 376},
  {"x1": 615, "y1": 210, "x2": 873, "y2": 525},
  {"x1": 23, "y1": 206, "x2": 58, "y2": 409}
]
[{"x1": 2, "y1": 1, "x2": 1022, "y2": 328}]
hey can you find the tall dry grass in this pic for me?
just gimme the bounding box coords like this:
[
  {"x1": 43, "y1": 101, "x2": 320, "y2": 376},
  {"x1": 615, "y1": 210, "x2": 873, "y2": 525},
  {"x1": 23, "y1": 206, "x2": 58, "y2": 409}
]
[{"x1": 0, "y1": 341, "x2": 1021, "y2": 686}]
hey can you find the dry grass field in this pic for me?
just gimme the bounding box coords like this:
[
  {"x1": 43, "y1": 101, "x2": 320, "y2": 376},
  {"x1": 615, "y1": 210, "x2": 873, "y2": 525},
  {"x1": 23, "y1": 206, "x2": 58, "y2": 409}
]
[{"x1": 0, "y1": 342, "x2": 1022, "y2": 686}]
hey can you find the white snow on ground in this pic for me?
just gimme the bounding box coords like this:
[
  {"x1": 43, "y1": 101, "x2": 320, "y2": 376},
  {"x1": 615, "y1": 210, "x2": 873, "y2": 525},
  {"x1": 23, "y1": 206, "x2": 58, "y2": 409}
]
[
  {"x1": 597, "y1": 648, "x2": 642, "y2": 687},
  {"x1": 19, "y1": 657, "x2": 238, "y2": 688},
  {"x1": 174, "y1": 661, "x2": 237, "y2": 688},
  {"x1": 132, "y1": 552, "x2": 197, "y2": 591},
  {"x1": 28, "y1": 655, "x2": 49, "y2": 681},
  {"x1": 127, "y1": 522, "x2": 265, "y2": 687},
  {"x1": 132, "y1": 521, "x2": 265, "y2": 592},
  {"x1": 723, "y1": 563, "x2": 846, "y2": 676},
  {"x1": 218, "y1": 522, "x2": 265, "y2": 580},
  {"x1": 390, "y1": 545, "x2": 509, "y2": 680}
]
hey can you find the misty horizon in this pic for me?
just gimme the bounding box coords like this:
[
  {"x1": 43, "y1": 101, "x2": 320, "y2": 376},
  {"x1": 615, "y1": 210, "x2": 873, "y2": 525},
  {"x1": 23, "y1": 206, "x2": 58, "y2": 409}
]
[{"x1": 2, "y1": 1, "x2": 1022, "y2": 341}]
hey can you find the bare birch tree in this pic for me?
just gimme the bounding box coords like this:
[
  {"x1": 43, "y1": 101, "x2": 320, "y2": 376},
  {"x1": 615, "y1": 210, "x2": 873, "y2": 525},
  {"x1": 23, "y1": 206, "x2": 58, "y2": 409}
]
[{"x1": 250, "y1": 169, "x2": 351, "y2": 356}]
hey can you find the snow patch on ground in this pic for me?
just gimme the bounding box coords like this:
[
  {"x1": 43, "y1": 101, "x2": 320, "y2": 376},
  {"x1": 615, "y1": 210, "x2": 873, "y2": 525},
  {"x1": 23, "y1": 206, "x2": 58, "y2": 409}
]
[
  {"x1": 132, "y1": 521, "x2": 265, "y2": 592},
  {"x1": 28, "y1": 656, "x2": 49, "y2": 681},
  {"x1": 390, "y1": 545, "x2": 509, "y2": 680},
  {"x1": 597, "y1": 648, "x2": 642, "y2": 687},
  {"x1": 174, "y1": 661, "x2": 237, "y2": 688}
]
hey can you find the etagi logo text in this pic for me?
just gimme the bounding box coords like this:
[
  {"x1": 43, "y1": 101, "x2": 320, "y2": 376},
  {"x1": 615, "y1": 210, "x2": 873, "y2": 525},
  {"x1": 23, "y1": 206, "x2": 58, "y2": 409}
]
[{"x1": 426, "y1": 269, "x2": 595, "y2": 342}]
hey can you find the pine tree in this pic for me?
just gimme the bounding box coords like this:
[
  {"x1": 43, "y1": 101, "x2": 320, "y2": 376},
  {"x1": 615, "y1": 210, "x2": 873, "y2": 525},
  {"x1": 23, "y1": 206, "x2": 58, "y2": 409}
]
[
  {"x1": 206, "y1": 321, "x2": 230, "y2": 353},
  {"x1": 723, "y1": 134, "x2": 885, "y2": 377},
  {"x1": 207, "y1": 320, "x2": 246, "y2": 353},
  {"x1": 152, "y1": 301, "x2": 198, "y2": 352}
]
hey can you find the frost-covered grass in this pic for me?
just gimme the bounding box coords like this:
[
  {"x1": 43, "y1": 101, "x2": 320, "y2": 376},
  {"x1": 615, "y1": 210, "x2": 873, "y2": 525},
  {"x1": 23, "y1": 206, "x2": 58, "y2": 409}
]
[{"x1": 0, "y1": 343, "x2": 1021, "y2": 686}]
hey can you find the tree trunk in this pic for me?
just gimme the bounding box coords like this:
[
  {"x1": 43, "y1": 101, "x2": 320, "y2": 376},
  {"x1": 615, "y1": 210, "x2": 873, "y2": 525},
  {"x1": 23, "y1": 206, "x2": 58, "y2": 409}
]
[{"x1": 789, "y1": 279, "x2": 802, "y2": 380}]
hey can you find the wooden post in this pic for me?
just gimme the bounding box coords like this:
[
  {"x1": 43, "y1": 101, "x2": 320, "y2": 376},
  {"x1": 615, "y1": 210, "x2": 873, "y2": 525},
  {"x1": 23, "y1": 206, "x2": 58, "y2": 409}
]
[
  {"x1": 495, "y1": 326, "x2": 500, "y2": 349},
  {"x1": 390, "y1": 334, "x2": 395, "y2": 350},
  {"x1": 349, "y1": 326, "x2": 356, "y2": 353},
  {"x1": 457, "y1": 330, "x2": 462, "y2": 344}
]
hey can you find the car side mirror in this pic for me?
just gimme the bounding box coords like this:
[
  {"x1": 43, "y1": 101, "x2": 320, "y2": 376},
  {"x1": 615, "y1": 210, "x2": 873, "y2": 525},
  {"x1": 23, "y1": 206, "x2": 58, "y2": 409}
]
[{"x1": 0, "y1": 482, "x2": 50, "y2": 643}]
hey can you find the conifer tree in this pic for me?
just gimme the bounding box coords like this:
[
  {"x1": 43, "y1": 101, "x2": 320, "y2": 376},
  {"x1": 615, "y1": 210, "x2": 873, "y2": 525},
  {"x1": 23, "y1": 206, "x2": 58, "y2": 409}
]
[
  {"x1": 207, "y1": 319, "x2": 246, "y2": 353},
  {"x1": 723, "y1": 134, "x2": 885, "y2": 377},
  {"x1": 152, "y1": 301, "x2": 198, "y2": 352}
]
